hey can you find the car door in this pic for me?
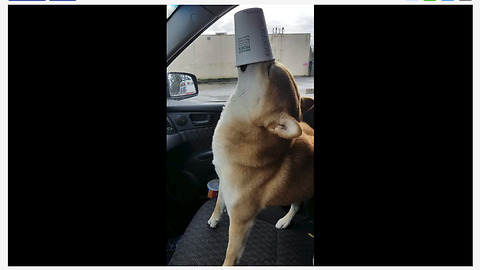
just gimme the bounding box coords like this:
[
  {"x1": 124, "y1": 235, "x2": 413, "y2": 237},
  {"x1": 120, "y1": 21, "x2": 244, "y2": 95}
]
[
  {"x1": 166, "y1": 102, "x2": 223, "y2": 238},
  {"x1": 166, "y1": 5, "x2": 236, "y2": 240}
]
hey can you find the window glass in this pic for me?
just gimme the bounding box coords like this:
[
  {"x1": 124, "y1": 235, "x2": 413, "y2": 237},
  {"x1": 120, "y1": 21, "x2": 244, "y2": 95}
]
[{"x1": 167, "y1": 5, "x2": 314, "y2": 105}]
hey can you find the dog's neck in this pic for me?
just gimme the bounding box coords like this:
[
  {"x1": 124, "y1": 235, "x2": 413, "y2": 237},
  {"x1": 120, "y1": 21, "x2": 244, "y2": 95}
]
[{"x1": 225, "y1": 66, "x2": 268, "y2": 122}]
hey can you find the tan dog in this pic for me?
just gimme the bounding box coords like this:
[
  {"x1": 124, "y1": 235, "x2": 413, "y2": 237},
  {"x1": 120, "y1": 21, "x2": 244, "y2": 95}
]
[{"x1": 208, "y1": 60, "x2": 314, "y2": 266}]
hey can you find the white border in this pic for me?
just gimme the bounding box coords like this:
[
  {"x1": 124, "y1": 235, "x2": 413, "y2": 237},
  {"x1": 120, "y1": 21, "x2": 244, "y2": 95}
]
[{"x1": 1, "y1": 1, "x2": 477, "y2": 270}]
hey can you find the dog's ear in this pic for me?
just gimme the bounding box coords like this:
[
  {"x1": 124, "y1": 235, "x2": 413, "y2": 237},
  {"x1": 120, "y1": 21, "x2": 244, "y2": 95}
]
[
  {"x1": 301, "y1": 97, "x2": 314, "y2": 114},
  {"x1": 266, "y1": 113, "x2": 302, "y2": 139}
]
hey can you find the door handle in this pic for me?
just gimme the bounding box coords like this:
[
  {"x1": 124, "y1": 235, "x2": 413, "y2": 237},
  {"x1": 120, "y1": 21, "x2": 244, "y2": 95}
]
[{"x1": 191, "y1": 114, "x2": 213, "y2": 126}]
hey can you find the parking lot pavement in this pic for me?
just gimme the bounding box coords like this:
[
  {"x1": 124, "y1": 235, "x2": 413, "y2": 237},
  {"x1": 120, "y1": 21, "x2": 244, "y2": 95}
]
[
  {"x1": 168, "y1": 76, "x2": 314, "y2": 106},
  {"x1": 295, "y1": 76, "x2": 314, "y2": 98},
  {"x1": 198, "y1": 76, "x2": 314, "y2": 100}
]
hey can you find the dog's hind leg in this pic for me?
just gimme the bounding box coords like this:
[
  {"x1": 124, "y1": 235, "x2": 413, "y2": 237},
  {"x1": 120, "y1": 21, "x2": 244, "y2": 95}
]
[
  {"x1": 223, "y1": 213, "x2": 255, "y2": 266},
  {"x1": 208, "y1": 190, "x2": 225, "y2": 229},
  {"x1": 275, "y1": 202, "x2": 300, "y2": 229}
]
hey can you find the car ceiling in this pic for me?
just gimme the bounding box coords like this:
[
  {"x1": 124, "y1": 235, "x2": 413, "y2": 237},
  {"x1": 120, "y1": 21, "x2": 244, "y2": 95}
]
[{"x1": 167, "y1": 5, "x2": 237, "y2": 66}]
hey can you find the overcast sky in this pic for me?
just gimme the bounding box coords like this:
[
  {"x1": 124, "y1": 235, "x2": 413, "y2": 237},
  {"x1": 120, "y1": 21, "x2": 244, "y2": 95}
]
[{"x1": 203, "y1": 5, "x2": 313, "y2": 35}]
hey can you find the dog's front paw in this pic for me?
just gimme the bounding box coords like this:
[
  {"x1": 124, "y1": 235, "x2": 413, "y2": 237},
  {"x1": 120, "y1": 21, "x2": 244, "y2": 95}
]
[
  {"x1": 275, "y1": 216, "x2": 292, "y2": 229},
  {"x1": 208, "y1": 217, "x2": 219, "y2": 228}
]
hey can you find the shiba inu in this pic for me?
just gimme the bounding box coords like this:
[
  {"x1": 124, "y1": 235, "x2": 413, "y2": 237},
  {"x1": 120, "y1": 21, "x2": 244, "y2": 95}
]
[{"x1": 208, "y1": 60, "x2": 314, "y2": 266}]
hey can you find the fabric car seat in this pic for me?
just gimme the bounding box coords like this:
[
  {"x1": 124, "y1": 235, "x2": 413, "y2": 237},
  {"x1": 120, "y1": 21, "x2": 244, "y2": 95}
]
[{"x1": 169, "y1": 197, "x2": 314, "y2": 266}]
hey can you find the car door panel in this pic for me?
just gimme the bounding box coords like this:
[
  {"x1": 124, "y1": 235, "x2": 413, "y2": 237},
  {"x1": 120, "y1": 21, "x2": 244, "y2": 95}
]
[{"x1": 166, "y1": 103, "x2": 224, "y2": 238}]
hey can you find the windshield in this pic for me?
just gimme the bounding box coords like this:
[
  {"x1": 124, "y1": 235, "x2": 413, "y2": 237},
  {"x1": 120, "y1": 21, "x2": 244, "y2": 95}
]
[{"x1": 167, "y1": 5, "x2": 314, "y2": 106}]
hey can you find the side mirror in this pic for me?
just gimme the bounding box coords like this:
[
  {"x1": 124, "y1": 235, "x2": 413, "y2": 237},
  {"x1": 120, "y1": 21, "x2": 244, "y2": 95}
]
[{"x1": 167, "y1": 72, "x2": 199, "y2": 100}]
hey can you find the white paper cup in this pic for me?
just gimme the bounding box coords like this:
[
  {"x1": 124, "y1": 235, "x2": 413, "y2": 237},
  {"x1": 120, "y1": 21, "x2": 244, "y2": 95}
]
[{"x1": 234, "y1": 8, "x2": 274, "y2": 67}]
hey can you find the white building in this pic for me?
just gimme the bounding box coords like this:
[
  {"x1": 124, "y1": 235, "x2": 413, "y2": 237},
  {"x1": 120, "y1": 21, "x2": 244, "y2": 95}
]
[{"x1": 168, "y1": 33, "x2": 312, "y2": 80}]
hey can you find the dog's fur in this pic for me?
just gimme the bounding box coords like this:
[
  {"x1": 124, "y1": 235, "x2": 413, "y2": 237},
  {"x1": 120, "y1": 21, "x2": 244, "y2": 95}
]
[{"x1": 208, "y1": 60, "x2": 314, "y2": 266}]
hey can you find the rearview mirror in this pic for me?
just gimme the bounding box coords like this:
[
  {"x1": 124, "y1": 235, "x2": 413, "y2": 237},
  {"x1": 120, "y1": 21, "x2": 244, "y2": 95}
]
[{"x1": 167, "y1": 72, "x2": 199, "y2": 100}]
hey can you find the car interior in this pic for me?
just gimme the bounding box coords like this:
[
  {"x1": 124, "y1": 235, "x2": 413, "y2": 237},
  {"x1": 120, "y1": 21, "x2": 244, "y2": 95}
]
[{"x1": 166, "y1": 5, "x2": 314, "y2": 265}]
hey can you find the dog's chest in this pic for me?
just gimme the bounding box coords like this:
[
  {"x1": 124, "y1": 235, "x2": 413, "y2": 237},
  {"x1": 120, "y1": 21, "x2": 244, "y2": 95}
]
[{"x1": 210, "y1": 70, "x2": 272, "y2": 200}]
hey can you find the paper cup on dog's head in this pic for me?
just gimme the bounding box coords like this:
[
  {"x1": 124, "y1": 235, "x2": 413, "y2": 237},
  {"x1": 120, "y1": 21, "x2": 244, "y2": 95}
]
[{"x1": 234, "y1": 8, "x2": 274, "y2": 67}]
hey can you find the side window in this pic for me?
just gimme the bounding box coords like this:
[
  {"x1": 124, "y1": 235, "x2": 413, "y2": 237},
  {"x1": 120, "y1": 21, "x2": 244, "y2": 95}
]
[{"x1": 167, "y1": 5, "x2": 314, "y2": 104}]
